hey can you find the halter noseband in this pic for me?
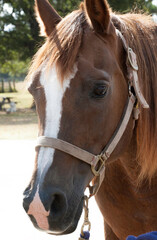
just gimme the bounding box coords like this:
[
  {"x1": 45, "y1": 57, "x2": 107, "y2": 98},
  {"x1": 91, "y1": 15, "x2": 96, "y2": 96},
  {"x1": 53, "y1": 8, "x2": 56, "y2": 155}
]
[{"x1": 36, "y1": 31, "x2": 149, "y2": 197}]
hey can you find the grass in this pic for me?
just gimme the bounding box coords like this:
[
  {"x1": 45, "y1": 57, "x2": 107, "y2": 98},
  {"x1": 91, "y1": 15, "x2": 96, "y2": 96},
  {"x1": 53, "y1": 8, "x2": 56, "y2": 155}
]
[{"x1": 0, "y1": 82, "x2": 38, "y2": 139}]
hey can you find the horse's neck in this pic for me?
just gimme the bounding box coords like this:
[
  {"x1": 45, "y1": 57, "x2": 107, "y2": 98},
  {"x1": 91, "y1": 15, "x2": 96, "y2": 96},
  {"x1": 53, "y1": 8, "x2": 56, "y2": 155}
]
[
  {"x1": 118, "y1": 133, "x2": 157, "y2": 192},
  {"x1": 119, "y1": 134, "x2": 139, "y2": 183}
]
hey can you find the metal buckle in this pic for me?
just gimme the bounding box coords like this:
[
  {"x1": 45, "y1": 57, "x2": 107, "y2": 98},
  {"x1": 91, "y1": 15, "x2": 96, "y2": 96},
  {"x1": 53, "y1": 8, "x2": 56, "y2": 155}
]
[
  {"x1": 91, "y1": 155, "x2": 105, "y2": 177},
  {"x1": 128, "y1": 47, "x2": 139, "y2": 71}
]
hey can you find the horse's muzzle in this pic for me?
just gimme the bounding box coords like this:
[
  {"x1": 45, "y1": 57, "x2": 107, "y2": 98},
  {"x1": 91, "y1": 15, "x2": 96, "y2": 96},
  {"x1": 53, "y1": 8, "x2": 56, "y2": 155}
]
[
  {"x1": 23, "y1": 186, "x2": 83, "y2": 234},
  {"x1": 23, "y1": 186, "x2": 69, "y2": 232}
]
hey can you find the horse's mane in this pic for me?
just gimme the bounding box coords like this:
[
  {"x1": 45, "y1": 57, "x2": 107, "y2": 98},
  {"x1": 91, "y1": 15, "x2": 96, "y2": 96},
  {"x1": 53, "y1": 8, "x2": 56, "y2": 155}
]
[
  {"x1": 112, "y1": 13, "x2": 157, "y2": 183},
  {"x1": 27, "y1": 4, "x2": 157, "y2": 184}
]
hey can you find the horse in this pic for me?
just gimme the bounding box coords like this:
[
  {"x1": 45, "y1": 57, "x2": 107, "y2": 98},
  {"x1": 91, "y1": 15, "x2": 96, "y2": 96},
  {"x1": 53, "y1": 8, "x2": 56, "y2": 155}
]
[{"x1": 23, "y1": 0, "x2": 157, "y2": 239}]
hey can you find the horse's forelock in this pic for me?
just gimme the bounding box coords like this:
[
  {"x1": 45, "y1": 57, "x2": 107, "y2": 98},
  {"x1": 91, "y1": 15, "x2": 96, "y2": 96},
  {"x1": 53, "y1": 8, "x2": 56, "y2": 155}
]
[{"x1": 26, "y1": 8, "x2": 86, "y2": 84}]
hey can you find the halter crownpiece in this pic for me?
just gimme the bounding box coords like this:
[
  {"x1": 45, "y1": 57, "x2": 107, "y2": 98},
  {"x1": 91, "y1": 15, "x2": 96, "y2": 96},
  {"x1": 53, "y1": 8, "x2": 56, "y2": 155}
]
[
  {"x1": 117, "y1": 29, "x2": 149, "y2": 109},
  {"x1": 36, "y1": 31, "x2": 149, "y2": 197}
]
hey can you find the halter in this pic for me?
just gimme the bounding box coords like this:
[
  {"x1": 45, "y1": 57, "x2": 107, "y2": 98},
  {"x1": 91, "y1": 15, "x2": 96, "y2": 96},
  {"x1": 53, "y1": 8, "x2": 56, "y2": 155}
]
[{"x1": 35, "y1": 30, "x2": 149, "y2": 197}]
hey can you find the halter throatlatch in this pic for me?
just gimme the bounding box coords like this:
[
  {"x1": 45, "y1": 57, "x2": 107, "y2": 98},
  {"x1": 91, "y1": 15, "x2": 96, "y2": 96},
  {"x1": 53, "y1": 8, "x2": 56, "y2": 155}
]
[{"x1": 35, "y1": 31, "x2": 149, "y2": 239}]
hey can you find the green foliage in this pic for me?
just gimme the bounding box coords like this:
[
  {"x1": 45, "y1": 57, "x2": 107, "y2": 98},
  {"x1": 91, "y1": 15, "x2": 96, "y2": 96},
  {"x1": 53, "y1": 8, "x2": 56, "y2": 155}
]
[
  {"x1": 0, "y1": 51, "x2": 30, "y2": 92},
  {"x1": 108, "y1": 0, "x2": 157, "y2": 13},
  {"x1": 50, "y1": 0, "x2": 81, "y2": 17},
  {"x1": 0, "y1": 0, "x2": 42, "y2": 62},
  {"x1": 1, "y1": 56, "x2": 29, "y2": 78}
]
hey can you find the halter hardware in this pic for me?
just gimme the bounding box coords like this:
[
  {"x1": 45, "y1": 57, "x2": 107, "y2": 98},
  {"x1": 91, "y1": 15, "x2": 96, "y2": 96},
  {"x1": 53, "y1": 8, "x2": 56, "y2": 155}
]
[
  {"x1": 128, "y1": 47, "x2": 139, "y2": 71},
  {"x1": 91, "y1": 154, "x2": 106, "y2": 177}
]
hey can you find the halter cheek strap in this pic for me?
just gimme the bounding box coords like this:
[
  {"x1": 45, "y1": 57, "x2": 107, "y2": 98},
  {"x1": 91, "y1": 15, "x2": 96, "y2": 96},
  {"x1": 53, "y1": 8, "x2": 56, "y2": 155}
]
[{"x1": 35, "y1": 31, "x2": 149, "y2": 197}]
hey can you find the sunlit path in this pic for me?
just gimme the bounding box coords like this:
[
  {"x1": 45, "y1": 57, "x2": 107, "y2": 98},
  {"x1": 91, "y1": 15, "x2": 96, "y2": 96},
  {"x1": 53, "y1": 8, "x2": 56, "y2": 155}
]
[{"x1": 0, "y1": 140, "x2": 104, "y2": 240}]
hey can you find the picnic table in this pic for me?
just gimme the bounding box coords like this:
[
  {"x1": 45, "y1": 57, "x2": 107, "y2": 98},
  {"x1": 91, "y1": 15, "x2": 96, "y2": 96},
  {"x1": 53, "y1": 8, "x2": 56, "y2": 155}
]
[{"x1": 0, "y1": 97, "x2": 17, "y2": 113}]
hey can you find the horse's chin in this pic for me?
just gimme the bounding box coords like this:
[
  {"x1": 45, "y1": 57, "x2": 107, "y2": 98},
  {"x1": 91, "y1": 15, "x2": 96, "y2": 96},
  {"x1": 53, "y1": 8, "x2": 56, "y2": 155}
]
[
  {"x1": 47, "y1": 221, "x2": 78, "y2": 235},
  {"x1": 48, "y1": 197, "x2": 84, "y2": 235},
  {"x1": 47, "y1": 223, "x2": 77, "y2": 235}
]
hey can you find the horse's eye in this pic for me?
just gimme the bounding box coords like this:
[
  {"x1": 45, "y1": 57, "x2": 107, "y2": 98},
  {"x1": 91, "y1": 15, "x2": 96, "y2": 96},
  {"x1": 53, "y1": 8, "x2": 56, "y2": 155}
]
[{"x1": 92, "y1": 84, "x2": 108, "y2": 98}]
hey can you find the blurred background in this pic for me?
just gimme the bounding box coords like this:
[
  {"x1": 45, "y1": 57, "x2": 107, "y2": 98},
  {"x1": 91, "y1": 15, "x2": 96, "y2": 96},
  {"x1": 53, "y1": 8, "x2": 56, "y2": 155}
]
[{"x1": 0, "y1": 0, "x2": 157, "y2": 240}]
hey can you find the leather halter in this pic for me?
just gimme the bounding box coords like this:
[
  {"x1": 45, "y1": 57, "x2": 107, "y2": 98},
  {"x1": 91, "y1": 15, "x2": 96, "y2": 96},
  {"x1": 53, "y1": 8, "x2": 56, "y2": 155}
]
[{"x1": 36, "y1": 30, "x2": 149, "y2": 197}]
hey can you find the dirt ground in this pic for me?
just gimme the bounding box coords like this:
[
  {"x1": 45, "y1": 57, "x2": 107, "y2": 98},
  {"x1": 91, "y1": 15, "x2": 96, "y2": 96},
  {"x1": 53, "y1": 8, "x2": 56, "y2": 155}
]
[{"x1": 0, "y1": 109, "x2": 38, "y2": 139}]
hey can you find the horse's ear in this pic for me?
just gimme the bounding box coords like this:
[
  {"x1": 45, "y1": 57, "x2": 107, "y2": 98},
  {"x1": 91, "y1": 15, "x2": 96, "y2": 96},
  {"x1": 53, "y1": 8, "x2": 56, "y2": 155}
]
[
  {"x1": 84, "y1": 0, "x2": 111, "y2": 34},
  {"x1": 35, "y1": 0, "x2": 61, "y2": 36}
]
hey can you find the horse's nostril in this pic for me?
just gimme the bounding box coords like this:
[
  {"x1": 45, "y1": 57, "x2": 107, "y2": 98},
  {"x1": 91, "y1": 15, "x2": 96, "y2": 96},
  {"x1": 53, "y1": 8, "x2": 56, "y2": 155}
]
[
  {"x1": 50, "y1": 193, "x2": 67, "y2": 219},
  {"x1": 51, "y1": 195, "x2": 61, "y2": 214}
]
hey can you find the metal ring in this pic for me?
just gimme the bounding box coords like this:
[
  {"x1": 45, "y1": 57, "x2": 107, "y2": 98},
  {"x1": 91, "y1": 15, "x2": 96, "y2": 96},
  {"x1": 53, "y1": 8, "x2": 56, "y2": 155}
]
[
  {"x1": 91, "y1": 155, "x2": 105, "y2": 177},
  {"x1": 128, "y1": 47, "x2": 139, "y2": 71}
]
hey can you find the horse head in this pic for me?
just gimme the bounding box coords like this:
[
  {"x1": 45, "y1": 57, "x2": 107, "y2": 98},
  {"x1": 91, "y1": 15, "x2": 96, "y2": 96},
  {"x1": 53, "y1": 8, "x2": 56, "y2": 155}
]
[{"x1": 23, "y1": 0, "x2": 147, "y2": 235}]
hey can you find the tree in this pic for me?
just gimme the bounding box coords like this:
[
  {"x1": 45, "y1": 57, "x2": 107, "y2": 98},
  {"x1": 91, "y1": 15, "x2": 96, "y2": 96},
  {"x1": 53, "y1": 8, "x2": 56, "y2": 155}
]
[
  {"x1": 0, "y1": 51, "x2": 29, "y2": 92},
  {"x1": 0, "y1": 0, "x2": 42, "y2": 62},
  {"x1": 50, "y1": 0, "x2": 81, "y2": 16},
  {"x1": 0, "y1": 0, "x2": 43, "y2": 92},
  {"x1": 108, "y1": 0, "x2": 157, "y2": 13}
]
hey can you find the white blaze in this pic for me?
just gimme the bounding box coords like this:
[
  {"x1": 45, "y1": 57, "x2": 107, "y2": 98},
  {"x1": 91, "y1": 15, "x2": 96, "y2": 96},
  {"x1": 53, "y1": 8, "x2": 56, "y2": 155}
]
[{"x1": 38, "y1": 64, "x2": 77, "y2": 179}]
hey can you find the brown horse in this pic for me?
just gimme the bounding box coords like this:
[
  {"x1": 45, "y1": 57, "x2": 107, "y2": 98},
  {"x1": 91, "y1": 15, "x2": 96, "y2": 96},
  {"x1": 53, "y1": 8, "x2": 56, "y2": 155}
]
[{"x1": 23, "y1": 0, "x2": 157, "y2": 239}]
